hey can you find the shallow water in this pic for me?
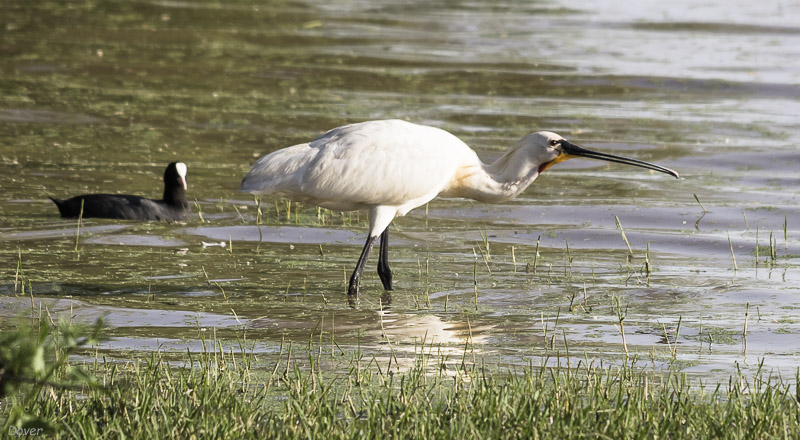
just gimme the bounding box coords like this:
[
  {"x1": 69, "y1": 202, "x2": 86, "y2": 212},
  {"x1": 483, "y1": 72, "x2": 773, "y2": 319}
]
[{"x1": 1, "y1": 0, "x2": 799, "y2": 381}]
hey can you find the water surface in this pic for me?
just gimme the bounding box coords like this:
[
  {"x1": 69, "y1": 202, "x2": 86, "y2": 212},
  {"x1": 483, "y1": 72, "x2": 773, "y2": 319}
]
[{"x1": 1, "y1": 0, "x2": 799, "y2": 381}]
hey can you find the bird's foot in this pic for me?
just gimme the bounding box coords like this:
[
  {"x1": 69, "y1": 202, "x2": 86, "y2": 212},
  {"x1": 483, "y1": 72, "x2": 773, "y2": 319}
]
[{"x1": 347, "y1": 279, "x2": 360, "y2": 296}]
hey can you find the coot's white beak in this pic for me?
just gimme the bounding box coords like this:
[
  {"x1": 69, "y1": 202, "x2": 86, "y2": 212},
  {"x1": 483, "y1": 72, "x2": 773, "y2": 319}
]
[{"x1": 175, "y1": 162, "x2": 188, "y2": 190}]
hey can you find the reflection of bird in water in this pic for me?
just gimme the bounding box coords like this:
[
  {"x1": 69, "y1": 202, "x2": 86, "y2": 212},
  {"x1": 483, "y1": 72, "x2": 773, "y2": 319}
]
[
  {"x1": 241, "y1": 120, "x2": 678, "y2": 295},
  {"x1": 248, "y1": 308, "x2": 489, "y2": 361},
  {"x1": 371, "y1": 311, "x2": 489, "y2": 347}
]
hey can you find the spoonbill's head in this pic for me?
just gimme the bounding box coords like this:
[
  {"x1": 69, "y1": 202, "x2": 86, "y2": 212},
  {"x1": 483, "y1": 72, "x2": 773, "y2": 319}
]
[{"x1": 524, "y1": 131, "x2": 679, "y2": 178}]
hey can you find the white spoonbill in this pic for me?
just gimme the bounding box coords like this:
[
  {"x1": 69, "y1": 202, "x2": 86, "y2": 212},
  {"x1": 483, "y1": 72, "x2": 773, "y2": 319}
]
[{"x1": 240, "y1": 119, "x2": 678, "y2": 296}]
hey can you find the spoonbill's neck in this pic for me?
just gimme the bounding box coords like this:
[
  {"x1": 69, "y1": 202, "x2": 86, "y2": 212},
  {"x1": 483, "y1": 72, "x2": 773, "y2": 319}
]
[{"x1": 446, "y1": 145, "x2": 542, "y2": 204}]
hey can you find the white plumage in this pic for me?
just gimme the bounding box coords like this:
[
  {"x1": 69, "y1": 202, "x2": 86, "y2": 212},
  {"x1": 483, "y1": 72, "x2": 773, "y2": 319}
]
[
  {"x1": 242, "y1": 120, "x2": 474, "y2": 223},
  {"x1": 241, "y1": 119, "x2": 678, "y2": 295}
]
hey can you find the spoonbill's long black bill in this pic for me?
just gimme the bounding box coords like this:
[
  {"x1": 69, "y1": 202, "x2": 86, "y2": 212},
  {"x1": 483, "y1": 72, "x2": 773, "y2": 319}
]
[{"x1": 561, "y1": 141, "x2": 679, "y2": 179}]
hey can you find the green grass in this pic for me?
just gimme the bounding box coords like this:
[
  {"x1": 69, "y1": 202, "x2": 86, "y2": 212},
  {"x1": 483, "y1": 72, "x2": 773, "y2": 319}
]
[{"x1": 2, "y1": 320, "x2": 799, "y2": 439}]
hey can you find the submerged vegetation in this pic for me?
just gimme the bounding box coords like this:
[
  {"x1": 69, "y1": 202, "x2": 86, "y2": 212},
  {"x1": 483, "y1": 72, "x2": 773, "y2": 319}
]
[
  {"x1": 3, "y1": 191, "x2": 800, "y2": 438},
  {"x1": 2, "y1": 319, "x2": 799, "y2": 439}
]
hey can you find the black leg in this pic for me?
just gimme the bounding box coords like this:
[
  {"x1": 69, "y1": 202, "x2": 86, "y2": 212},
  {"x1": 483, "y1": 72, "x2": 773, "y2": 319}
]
[
  {"x1": 377, "y1": 227, "x2": 393, "y2": 291},
  {"x1": 348, "y1": 235, "x2": 378, "y2": 296}
]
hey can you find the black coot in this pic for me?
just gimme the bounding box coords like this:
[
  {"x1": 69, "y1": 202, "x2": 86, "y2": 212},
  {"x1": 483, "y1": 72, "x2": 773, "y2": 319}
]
[{"x1": 49, "y1": 162, "x2": 190, "y2": 221}]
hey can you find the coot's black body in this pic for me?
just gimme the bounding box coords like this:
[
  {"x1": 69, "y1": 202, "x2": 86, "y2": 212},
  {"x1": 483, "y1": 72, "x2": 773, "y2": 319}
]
[{"x1": 49, "y1": 162, "x2": 189, "y2": 221}]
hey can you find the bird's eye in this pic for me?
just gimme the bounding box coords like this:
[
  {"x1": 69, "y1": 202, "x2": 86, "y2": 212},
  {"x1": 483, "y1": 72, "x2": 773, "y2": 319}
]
[{"x1": 549, "y1": 139, "x2": 560, "y2": 147}]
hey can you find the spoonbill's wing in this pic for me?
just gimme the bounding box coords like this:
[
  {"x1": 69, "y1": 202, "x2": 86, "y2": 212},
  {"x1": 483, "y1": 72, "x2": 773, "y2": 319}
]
[{"x1": 241, "y1": 120, "x2": 476, "y2": 212}]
